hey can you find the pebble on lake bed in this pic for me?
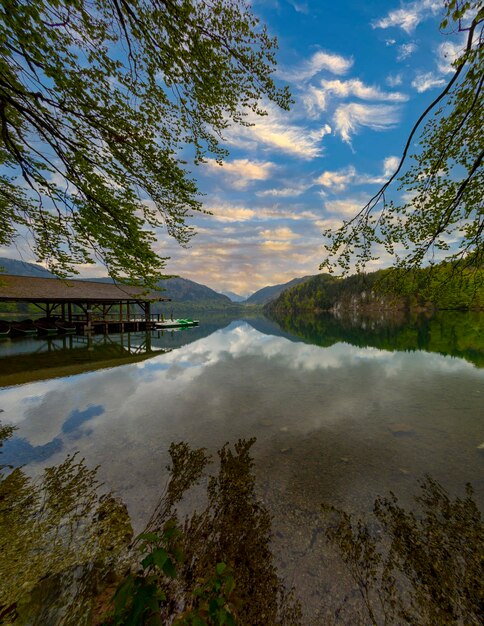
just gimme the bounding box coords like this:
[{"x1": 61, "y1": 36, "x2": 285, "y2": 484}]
[
  {"x1": 388, "y1": 423, "x2": 416, "y2": 436},
  {"x1": 477, "y1": 443, "x2": 484, "y2": 450},
  {"x1": 260, "y1": 419, "x2": 273, "y2": 427},
  {"x1": 280, "y1": 447, "x2": 292, "y2": 454},
  {"x1": 280, "y1": 426, "x2": 289, "y2": 432}
]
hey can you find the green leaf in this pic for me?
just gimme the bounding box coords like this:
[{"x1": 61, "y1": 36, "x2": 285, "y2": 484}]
[{"x1": 215, "y1": 562, "x2": 226, "y2": 575}]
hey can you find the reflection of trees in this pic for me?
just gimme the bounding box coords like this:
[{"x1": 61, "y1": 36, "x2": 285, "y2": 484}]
[
  {"x1": 0, "y1": 423, "x2": 132, "y2": 625},
  {"x1": 268, "y1": 310, "x2": 484, "y2": 368},
  {"x1": 1, "y1": 424, "x2": 482, "y2": 625}
]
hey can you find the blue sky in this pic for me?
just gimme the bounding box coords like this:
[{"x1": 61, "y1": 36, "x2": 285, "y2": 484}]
[
  {"x1": 2, "y1": 0, "x2": 466, "y2": 295},
  {"x1": 153, "y1": 0, "x2": 464, "y2": 295}
]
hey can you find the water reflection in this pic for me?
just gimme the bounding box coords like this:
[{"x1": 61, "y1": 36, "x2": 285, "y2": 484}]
[
  {"x1": 268, "y1": 310, "x2": 484, "y2": 367},
  {"x1": 0, "y1": 314, "x2": 483, "y2": 620}
]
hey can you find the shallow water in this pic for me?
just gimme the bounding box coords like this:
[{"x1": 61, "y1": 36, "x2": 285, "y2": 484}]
[{"x1": 0, "y1": 311, "x2": 483, "y2": 620}]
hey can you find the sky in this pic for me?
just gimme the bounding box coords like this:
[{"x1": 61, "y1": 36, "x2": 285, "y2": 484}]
[{"x1": 1, "y1": 0, "x2": 467, "y2": 296}]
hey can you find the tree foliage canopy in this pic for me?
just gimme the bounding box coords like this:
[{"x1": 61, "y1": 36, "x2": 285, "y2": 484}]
[
  {"x1": 0, "y1": 0, "x2": 290, "y2": 284},
  {"x1": 321, "y1": 0, "x2": 483, "y2": 283}
]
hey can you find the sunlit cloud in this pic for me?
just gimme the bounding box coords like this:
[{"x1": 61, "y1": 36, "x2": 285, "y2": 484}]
[
  {"x1": 225, "y1": 103, "x2": 331, "y2": 159},
  {"x1": 316, "y1": 166, "x2": 357, "y2": 192},
  {"x1": 411, "y1": 71, "x2": 446, "y2": 92},
  {"x1": 372, "y1": 0, "x2": 442, "y2": 34},
  {"x1": 204, "y1": 158, "x2": 275, "y2": 189},
  {"x1": 319, "y1": 79, "x2": 408, "y2": 102},
  {"x1": 279, "y1": 49, "x2": 353, "y2": 82},
  {"x1": 301, "y1": 85, "x2": 328, "y2": 118},
  {"x1": 316, "y1": 156, "x2": 400, "y2": 191},
  {"x1": 332, "y1": 103, "x2": 401, "y2": 143},
  {"x1": 261, "y1": 240, "x2": 293, "y2": 251},
  {"x1": 207, "y1": 204, "x2": 257, "y2": 223},
  {"x1": 324, "y1": 197, "x2": 363, "y2": 217},
  {"x1": 259, "y1": 227, "x2": 298, "y2": 240}
]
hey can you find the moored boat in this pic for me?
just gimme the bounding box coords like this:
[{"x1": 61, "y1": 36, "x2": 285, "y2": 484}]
[
  {"x1": 55, "y1": 320, "x2": 77, "y2": 333},
  {"x1": 155, "y1": 318, "x2": 199, "y2": 329},
  {"x1": 0, "y1": 321, "x2": 10, "y2": 336},
  {"x1": 34, "y1": 319, "x2": 59, "y2": 335},
  {"x1": 10, "y1": 319, "x2": 38, "y2": 336}
]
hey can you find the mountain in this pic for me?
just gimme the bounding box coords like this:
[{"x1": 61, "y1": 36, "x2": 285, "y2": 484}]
[
  {"x1": 155, "y1": 277, "x2": 231, "y2": 303},
  {"x1": 83, "y1": 275, "x2": 232, "y2": 306},
  {"x1": 222, "y1": 291, "x2": 247, "y2": 303},
  {"x1": 0, "y1": 257, "x2": 55, "y2": 278},
  {"x1": 245, "y1": 276, "x2": 311, "y2": 305}
]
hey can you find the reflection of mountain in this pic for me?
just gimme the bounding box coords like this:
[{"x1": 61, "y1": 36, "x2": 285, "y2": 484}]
[{"x1": 267, "y1": 310, "x2": 484, "y2": 368}]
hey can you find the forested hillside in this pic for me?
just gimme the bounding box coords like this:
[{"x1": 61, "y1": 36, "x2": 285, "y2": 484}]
[{"x1": 267, "y1": 264, "x2": 484, "y2": 314}]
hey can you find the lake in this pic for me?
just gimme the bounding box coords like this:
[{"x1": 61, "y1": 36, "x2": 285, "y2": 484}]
[{"x1": 0, "y1": 310, "x2": 483, "y2": 621}]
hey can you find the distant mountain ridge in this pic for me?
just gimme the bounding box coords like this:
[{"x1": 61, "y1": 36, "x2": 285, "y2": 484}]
[
  {"x1": 222, "y1": 291, "x2": 247, "y2": 303},
  {"x1": 1, "y1": 257, "x2": 319, "y2": 308},
  {"x1": 0, "y1": 257, "x2": 232, "y2": 305},
  {"x1": 0, "y1": 257, "x2": 55, "y2": 278},
  {"x1": 245, "y1": 276, "x2": 311, "y2": 305}
]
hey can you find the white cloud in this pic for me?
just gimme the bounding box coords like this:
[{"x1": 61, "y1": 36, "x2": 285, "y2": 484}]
[
  {"x1": 372, "y1": 0, "x2": 442, "y2": 34},
  {"x1": 207, "y1": 204, "x2": 257, "y2": 223},
  {"x1": 204, "y1": 158, "x2": 275, "y2": 189},
  {"x1": 382, "y1": 155, "x2": 400, "y2": 177},
  {"x1": 315, "y1": 166, "x2": 357, "y2": 192},
  {"x1": 301, "y1": 85, "x2": 328, "y2": 118},
  {"x1": 319, "y1": 78, "x2": 408, "y2": 102},
  {"x1": 225, "y1": 103, "x2": 331, "y2": 159},
  {"x1": 315, "y1": 156, "x2": 400, "y2": 192},
  {"x1": 437, "y1": 41, "x2": 463, "y2": 74},
  {"x1": 256, "y1": 183, "x2": 308, "y2": 198},
  {"x1": 279, "y1": 49, "x2": 353, "y2": 82},
  {"x1": 386, "y1": 73, "x2": 403, "y2": 87},
  {"x1": 333, "y1": 103, "x2": 401, "y2": 143},
  {"x1": 259, "y1": 227, "x2": 298, "y2": 240},
  {"x1": 397, "y1": 42, "x2": 418, "y2": 60},
  {"x1": 385, "y1": 38, "x2": 396, "y2": 46},
  {"x1": 411, "y1": 72, "x2": 446, "y2": 92},
  {"x1": 324, "y1": 197, "x2": 362, "y2": 217}
]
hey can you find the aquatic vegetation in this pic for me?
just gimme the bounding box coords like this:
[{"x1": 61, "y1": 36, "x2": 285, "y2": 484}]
[
  {"x1": 1, "y1": 423, "x2": 482, "y2": 625},
  {"x1": 321, "y1": 477, "x2": 483, "y2": 625},
  {"x1": 103, "y1": 439, "x2": 301, "y2": 625},
  {"x1": 0, "y1": 424, "x2": 133, "y2": 625}
]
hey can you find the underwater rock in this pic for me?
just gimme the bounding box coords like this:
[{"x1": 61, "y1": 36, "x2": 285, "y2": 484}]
[{"x1": 388, "y1": 423, "x2": 415, "y2": 436}]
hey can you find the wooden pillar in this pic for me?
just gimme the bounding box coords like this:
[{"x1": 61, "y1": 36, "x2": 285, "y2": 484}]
[
  {"x1": 144, "y1": 301, "x2": 151, "y2": 329},
  {"x1": 68, "y1": 302, "x2": 72, "y2": 323}
]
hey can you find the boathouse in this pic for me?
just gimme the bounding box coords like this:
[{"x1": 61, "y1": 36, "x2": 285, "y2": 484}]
[{"x1": 0, "y1": 275, "x2": 169, "y2": 334}]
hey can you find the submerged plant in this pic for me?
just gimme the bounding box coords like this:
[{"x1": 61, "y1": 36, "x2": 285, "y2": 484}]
[
  {"x1": 1, "y1": 421, "x2": 482, "y2": 625},
  {"x1": 321, "y1": 476, "x2": 483, "y2": 625},
  {"x1": 102, "y1": 438, "x2": 302, "y2": 625},
  {"x1": 0, "y1": 432, "x2": 133, "y2": 625}
]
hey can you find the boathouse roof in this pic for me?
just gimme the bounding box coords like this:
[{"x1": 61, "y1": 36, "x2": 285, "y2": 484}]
[{"x1": 0, "y1": 275, "x2": 168, "y2": 303}]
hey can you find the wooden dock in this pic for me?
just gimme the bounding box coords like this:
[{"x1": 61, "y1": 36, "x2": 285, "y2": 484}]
[{"x1": 0, "y1": 275, "x2": 170, "y2": 336}]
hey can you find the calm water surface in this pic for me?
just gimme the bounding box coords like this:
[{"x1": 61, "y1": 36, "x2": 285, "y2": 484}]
[{"x1": 0, "y1": 311, "x2": 483, "y2": 618}]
